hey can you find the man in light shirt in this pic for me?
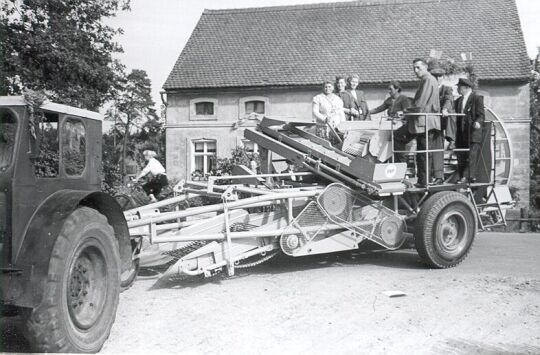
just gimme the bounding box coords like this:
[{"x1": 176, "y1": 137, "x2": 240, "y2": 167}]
[{"x1": 134, "y1": 149, "x2": 168, "y2": 202}]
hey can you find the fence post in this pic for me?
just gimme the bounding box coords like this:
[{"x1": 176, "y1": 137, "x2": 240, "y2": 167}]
[{"x1": 519, "y1": 207, "x2": 529, "y2": 233}]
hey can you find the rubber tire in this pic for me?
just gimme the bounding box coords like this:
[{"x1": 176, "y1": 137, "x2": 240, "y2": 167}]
[
  {"x1": 24, "y1": 207, "x2": 121, "y2": 353},
  {"x1": 120, "y1": 258, "x2": 140, "y2": 291},
  {"x1": 414, "y1": 191, "x2": 476, "y2": 268}
]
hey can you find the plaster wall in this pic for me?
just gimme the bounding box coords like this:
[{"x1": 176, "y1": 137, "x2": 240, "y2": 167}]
[{"x1": 166, "y1": 82, "x2": 530, "y2": 205}]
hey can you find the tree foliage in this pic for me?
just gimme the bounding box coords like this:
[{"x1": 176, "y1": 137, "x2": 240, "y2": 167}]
[
  {"x1": 0, "y1": 0, "x2": 130, "y2": 109},
  {"x1": 105, "y1": 69, "x2": 157, "y2": 176}
]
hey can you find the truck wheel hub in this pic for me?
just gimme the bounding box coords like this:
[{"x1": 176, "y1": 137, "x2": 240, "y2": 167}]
[{"x1": 67, "y1": 245, "x2": 107, "y2": 330}]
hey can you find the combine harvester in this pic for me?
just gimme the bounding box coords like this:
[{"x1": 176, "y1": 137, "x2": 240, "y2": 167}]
[{"x1": 126, "y1": 112, "x2": 514, "y2": 281}]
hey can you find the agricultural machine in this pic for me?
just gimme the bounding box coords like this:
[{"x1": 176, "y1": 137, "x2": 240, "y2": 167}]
[{"x1": 129, "y1": 114, "x2": 514, "y2": 281}]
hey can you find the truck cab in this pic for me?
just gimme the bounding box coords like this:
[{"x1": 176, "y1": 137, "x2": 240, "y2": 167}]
[{"x1": 0, "y1": 96, "x2": 134, "y2": 353}]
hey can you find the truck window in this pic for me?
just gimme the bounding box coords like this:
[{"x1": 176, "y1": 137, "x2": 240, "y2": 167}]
[
  {"x1": 62, "y1": 118, "x2": 86, "y2": 176},
  {"x1": 0, "y1": 109, "x2": 17, "y2": 172},
  {"x1": 33, "y1": 113, "x2": 59, "y2": 178}
]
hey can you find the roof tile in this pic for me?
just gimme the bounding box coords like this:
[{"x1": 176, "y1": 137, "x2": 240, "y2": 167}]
[{"x1": 164, "y1": 0, "x2": 531, "y2": 90}]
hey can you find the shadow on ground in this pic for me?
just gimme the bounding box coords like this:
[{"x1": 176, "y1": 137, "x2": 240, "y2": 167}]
[
  {"x1": 433, "y1": 338, "x2": 540, "y2": 355},
  {"x1": 150, "y1": 239, "x2": 426, "y2": 290}
]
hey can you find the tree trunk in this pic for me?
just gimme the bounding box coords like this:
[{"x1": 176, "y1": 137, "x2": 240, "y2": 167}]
[{"x1": 121, "y1": 115, "x2": 131, "y2": 176}]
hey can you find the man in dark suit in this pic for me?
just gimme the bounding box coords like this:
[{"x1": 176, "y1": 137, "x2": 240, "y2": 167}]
[
  {"x1": 454, "y1": 77, "x2": 485, "y2": 183},
  {"x1": 394, "y1": 58, "x2": 443, "y2": 186},
  {"x1": 430, "y1": 65, "x2": 457, "y2": 149}
]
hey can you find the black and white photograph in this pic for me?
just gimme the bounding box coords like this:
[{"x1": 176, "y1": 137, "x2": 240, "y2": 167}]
[{"x1": 1, "y1": 0, "x2": 540, "y2": 353}]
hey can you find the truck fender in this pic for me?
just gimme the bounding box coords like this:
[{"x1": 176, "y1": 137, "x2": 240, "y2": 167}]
[{"x1": 11, "y1": 190, "x2": 130, "y2": 309}]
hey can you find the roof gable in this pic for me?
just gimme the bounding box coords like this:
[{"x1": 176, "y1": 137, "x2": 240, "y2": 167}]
[{"x1": 164, "y1": 0, "x2": 531, "y2": 90}]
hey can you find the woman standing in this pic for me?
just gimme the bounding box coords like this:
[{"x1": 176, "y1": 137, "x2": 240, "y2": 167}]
[
  {"x1": 335, "y1": 76, "x2": 358, "y2": 121},
  {"x1": 346, "y1": 74, "x2": 371, "y2": 121},
  {"x1": 312, "y1": 80, "x2": 345, "y2": 141}
]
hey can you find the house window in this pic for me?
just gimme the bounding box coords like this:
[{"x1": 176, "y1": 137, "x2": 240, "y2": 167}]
[
  {"x1": 239, "y1": 96, "x2": 269, "y2": 119},
  {"x1": 190, "y1": 98, "x2": 218, "y2": 120},
  {"x1": 195, "y1": 102, "x2": 214, "y2": 116},
  {"x1": 62, "y1": 117, "x2": 86, "y2": 176},
  {"x1": 245, "y1": 100, "x2": 265, "y2": 115},
  {"x1": 192, "y1": 139, "x2": 216, "y2": 179},
  {"x1": 33, "y1": 113, "x2": 59, "y2": 178},
  {"x1": 242, "y1": 139, "x2": 258, "y2": 153}
]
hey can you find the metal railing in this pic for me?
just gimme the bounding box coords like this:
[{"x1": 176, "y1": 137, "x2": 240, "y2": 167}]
[{"x1": 388, "y1": 112, "x2": 469, "y2": 185}]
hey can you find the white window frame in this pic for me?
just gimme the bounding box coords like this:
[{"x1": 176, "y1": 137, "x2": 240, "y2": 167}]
[
  {"x1": 239, "y1": 96, "x2": 269, "y2": 119},
  {"x1": 241, "y1": 139, "x2": 258, "y2": 153},
  {"x1": 189, "y1": 98, "x2": 218, "y2": 121},
  {"x1": 191, "y1": 138, "x2": 217, "y2": 177}
]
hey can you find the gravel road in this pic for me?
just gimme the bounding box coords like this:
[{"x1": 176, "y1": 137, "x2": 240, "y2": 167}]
[{"x1": 2, "y1": 232, "x2": 540, "y2": 354}]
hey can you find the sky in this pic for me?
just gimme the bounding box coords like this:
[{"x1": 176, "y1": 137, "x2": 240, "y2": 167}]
[{"x1": 108, "y1": 0, "x2": 540, "y2": 109}]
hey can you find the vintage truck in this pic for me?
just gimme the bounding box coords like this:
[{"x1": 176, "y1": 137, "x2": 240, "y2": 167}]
[{"x1": 0, "y1": 96, "x2": 138, "y2": 353}]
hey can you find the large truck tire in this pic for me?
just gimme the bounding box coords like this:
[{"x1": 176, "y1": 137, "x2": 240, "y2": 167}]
[
  {"x1": 414, "y1": 191, "x2": 476, "y2": 268},
  {"x1": 23, "y1": 207, "x2": 121, "y2": 353}
]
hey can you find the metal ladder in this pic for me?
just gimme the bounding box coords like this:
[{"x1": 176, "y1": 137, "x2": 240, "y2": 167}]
[
  {"x1": 468, "y1": 186, "x2": 507, "y2": 230},
  {"x1": 467, "y1": 123, "x2": 507, "y2": 230}
]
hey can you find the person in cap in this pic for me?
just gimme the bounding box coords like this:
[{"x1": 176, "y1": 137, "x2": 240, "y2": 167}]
[
  {"x1": 393, "y1": 58, "x2": 443, "y2": 187},
  {"x1": 370, "y1": 80, "x2": 412, "y2": 118},
  {"x1": 454, "y1": 77, "x2": 485, "y2": 183},
  {"x1": 430, "y1": 64, "x2": 457, "y2": 150},
  {"x1": 134, "y1": 149, "x2": 168, "y2": 202}
]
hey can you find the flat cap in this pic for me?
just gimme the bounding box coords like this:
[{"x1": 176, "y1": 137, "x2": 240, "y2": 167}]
[{"x1": 457, "y1": 77, "x2": 474, "y2": 87}]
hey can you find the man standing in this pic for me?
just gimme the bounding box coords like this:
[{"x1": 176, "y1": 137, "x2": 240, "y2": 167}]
[
  {"x1": 454, "y1": 78, "x2": 484, "y2": 183},
  {"x1": 370, "y1": 80, "x2": 411, "y2": 118},
  {"x1": 430, "y1": 64, "x2": 457, "y2": 149},
  {"x1": 394, "y1": 58, "x2": 442, "y2": 186}
]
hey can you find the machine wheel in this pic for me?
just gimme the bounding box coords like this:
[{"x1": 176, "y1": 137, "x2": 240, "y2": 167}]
[
  {"x1": 120, "y1": 258, "x2": 140, "y2": 291},
  {"x1": 414, "y1": 191, "x2": 476, "y2": 268},
  {"x1": 24, "y1": 207, "x2": 121, "y2": 353},
  {"x1": 120, "y1": 237, "x2": 142, "y2": 291}
]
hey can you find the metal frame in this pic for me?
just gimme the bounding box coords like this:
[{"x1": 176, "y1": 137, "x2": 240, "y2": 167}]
[{"x1": 125, "y1": 112, "x2": 515, "y2": 279}]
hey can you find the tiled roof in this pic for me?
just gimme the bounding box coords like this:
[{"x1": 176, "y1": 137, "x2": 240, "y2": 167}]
[{"x1": 164, "y1": 0, "x2": 531, "y2": 90}]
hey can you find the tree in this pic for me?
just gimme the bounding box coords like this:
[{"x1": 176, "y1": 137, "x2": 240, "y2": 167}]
[
  {"x1": 105, "y1": 69, "x2": 156, "y2": 176},
  {"x1": 530, "y1": 52, "x2": 540, "y2": 212},
  {"x1": 0, "y1": 0, "x2": 130, "y2": 110}
]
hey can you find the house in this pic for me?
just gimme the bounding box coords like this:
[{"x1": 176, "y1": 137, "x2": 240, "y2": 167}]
[{"x1": 163, "y1": 0, "x2": 531, "y2": 204}]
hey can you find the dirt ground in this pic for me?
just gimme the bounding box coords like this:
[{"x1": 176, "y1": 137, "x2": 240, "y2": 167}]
[{"x1": 2, "y1": 232, "x2": 540, "y2": 354}]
